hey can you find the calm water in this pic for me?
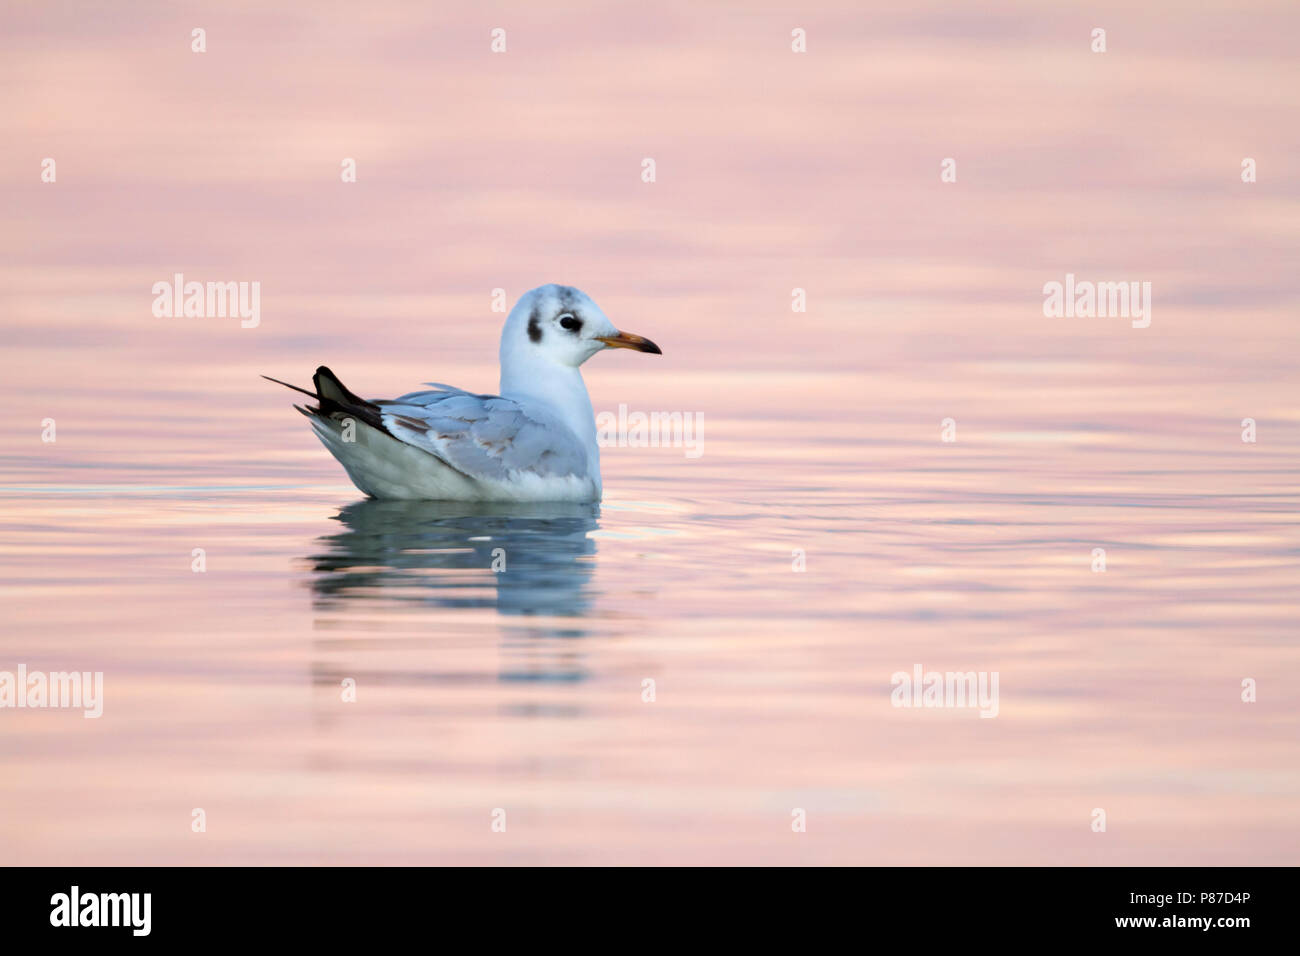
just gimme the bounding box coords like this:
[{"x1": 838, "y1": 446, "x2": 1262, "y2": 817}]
[
  {"x1": 2, "y1": 0, "x2": 1298, "y2": 865},
  {"x1": 2, "y1": 352, "x2": 1297, "y2": 864}
]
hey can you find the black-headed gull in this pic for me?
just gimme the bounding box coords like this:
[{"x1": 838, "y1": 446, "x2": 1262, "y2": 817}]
[{"x1": 265, "y1": 284, "x2": 661, "y2": 500}]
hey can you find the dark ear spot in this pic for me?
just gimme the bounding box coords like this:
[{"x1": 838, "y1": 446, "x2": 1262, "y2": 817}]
[{"x1": 527, "y1": 308, "x2": 542, "y2": 343}]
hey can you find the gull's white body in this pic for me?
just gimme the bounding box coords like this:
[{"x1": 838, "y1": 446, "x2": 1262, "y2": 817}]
[
  {"x1": 309, "y1": 383, "x2": 600, "y2": 502},
  {"x1": 279, "y1": 285, "x2": 659, "y2": 502}
]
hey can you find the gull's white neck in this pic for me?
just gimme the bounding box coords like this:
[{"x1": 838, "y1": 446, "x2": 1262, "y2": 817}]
[{"x1": 499, "y1": 350, "x2": 601, "y2": 476}]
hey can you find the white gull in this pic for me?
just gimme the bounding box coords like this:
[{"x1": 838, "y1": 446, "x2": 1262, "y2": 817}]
[{"x1": 265, "y1": 284, "x2": 661, "y2": 501}]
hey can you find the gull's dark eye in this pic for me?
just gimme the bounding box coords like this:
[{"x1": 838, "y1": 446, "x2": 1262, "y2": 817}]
[{"x1": 559, "y1": 313, "x2": 582, "y2": 332}]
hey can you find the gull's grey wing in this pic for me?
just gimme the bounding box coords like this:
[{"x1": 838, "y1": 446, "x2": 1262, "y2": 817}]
[
  {"x1": 389, "y1": 384, "x2": 495, "y2": 404},
  {"x1": 376, "y1": 389, "x2": 590, "y2": 482}
]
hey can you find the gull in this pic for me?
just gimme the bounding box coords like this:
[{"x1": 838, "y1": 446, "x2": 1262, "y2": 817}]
[{"x1": 264, "y1": 284, "x2": 661, "y2": 501}]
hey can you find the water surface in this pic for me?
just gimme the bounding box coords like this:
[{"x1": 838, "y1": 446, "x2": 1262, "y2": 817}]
[{"x1": 1, "y1": 0, "x2": 1298, "y2": 865}]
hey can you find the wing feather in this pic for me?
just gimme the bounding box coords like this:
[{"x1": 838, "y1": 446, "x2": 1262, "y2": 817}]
[{"x1": 377, "y1": 389, "x2": 589, "y2": 482}]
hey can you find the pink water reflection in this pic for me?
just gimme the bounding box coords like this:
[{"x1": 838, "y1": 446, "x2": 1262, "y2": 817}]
[{"x1": 1, "y1": 1, "x2": 1298, "y2": 865}]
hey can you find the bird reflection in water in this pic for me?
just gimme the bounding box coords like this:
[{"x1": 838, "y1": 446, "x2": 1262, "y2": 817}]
[{"x1": 306, "y1": 500, "x2": 600, "y2": 688}]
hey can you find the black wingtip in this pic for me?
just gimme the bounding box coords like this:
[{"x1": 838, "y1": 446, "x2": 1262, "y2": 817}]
[
  {"x1": 262, "y1": 374, "x2": 319, "y2": 399},
  {"x1": 313, "y1": 366, "x2": 376, "y2": 410}
]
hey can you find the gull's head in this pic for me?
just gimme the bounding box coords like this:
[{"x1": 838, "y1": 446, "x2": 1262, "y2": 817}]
[{"x1": 501, "y1": 284, "x2": 661, "y2": 371}]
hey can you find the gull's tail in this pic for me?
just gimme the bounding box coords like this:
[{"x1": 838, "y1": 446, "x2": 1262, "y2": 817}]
[
  {"x1": 262, "y1": 366, "x2": 487, "y2": 500},
  {"x1": 262, "y1": 366, "x2": 390, "y2": 435},
  {"x1": 264, "y1": 366, "x2": 412, "y2": 497}
]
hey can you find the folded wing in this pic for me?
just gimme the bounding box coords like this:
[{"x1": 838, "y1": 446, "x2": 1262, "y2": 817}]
[{"x1": 377, "y1": 386, "x2": 590, "y2": 483}]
